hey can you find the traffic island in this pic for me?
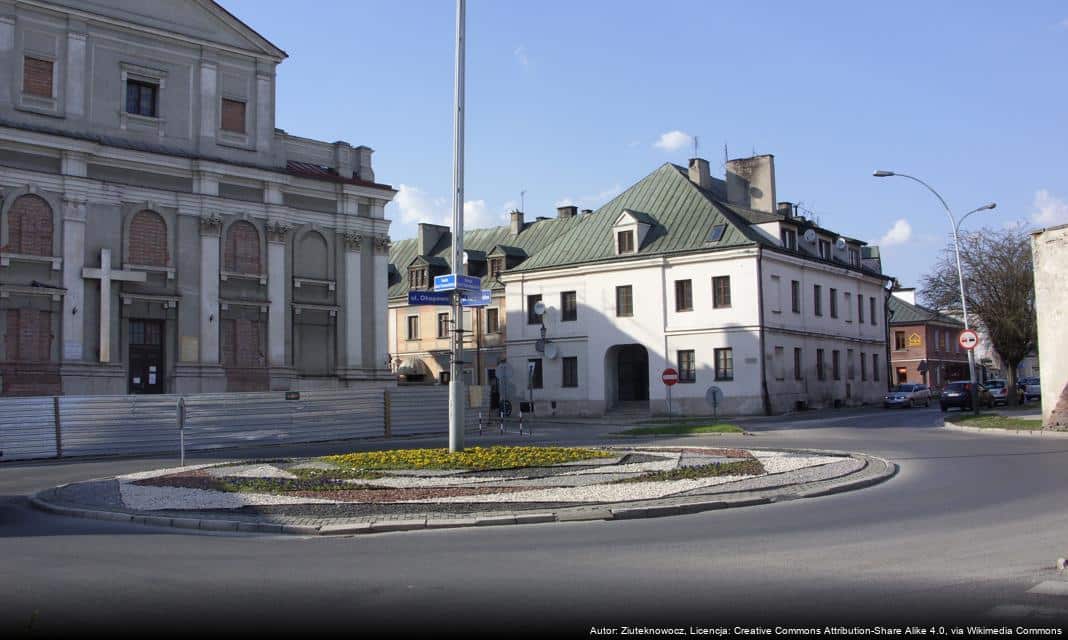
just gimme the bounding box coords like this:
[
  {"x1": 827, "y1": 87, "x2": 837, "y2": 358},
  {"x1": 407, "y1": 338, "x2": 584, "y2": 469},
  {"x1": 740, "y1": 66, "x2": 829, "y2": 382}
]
[{"x1": 32, "y1": 445, "x2": 897, "y2": 535}]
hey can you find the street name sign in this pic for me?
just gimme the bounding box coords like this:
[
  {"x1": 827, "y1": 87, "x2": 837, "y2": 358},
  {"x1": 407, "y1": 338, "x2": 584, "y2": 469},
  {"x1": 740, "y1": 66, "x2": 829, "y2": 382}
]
[
  {"x1": 434, "y1": 273, "x2": 481, "y2": 293},
  {"x1": 408, "y1": 291, "x2": 452, "y2": 306},
  {"x1": 958, "y1": 329, "x2": 978, "y2": 350},
  {"x1": 460, "y1": 289, "x2": 492, "y2": 307}
]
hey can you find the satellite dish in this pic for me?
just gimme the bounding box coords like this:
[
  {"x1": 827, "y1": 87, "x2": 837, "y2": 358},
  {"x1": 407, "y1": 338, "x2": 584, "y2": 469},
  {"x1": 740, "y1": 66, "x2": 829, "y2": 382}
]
[
  {"x1": 533, "y1": 301, "x2": 546, "y2": 316},
  {"x1": 803, "y1": 229, "x2": 817, "y2": 243},
  {"x1": 545, "y1": 343, "x2": 559, "y2": 360},
  {"x1": 835, "y1": 237, "x2": 847, "y2": 250}
]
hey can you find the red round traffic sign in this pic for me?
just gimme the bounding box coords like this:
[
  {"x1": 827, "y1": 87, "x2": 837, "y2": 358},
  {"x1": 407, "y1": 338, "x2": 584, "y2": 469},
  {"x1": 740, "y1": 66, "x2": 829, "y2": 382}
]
[
  {"x1": 958, "y1": 329, "x2": 979, "y2": 350},
  {"x1": 662, "y1": 368, "x2": 679, "y2": 386}
]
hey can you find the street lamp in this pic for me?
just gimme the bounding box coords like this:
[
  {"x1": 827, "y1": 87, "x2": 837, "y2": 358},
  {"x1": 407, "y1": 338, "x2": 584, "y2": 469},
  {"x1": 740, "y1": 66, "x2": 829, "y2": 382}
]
[{"x1": 873, "y1": 170, "x2": 996, "y2": 414}]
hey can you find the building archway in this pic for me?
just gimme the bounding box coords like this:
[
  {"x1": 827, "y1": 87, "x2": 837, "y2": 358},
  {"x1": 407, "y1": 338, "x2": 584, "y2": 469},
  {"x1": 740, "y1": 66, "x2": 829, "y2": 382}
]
[{"x1": 605, "y1": 344, "x2": 649, "y2": 408}]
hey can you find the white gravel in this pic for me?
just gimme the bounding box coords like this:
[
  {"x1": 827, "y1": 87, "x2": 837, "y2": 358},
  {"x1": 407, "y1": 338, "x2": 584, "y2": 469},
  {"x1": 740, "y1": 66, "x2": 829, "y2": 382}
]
[
  {"x1": 206, "y1": 464, "x2": 297, "y2": 480},
  {"x1": 410, "y1": 474, "x2": 755, "y2": 504},
  {"x1": 117, "y1": 463, "x2": 230, "y2": 481},
  {"x1": 561, "y1": 451, "x2": 680, "y2": 476},
  {"x1": 119, "y1": 483, "x2": 339, "y2": 511},
  {"x1": 751, "y1": 451, "x2": 841, "y2": 474}
]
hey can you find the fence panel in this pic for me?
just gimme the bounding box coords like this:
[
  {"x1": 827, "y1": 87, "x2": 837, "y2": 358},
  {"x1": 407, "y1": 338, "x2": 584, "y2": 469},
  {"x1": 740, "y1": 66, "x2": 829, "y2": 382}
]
[
  {"x1": 389, "y1": 386, "x2": 481, "y2": 437},
  {"x1": 0, "y1": 397, "x2": 58, "y2": 461},
  {"x1": 59, "y1": 395, "x2": 180, "y2": 457}
]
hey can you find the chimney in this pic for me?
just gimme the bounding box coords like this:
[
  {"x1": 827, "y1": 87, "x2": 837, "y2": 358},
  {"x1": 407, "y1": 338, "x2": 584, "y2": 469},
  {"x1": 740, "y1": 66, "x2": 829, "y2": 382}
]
[
  {"x1": 777, "y1": 202, "x2": 794, "y2": 218},
  {"x1": 580, "y1": 209, "x2": 593, "y2": 215},
  {"x1": 688, "y1": 158, "x2": 712, "y2": 189},
  {"x1": 557, "y1": 205, "x2": 578, "y2": 219},
  {"x1": 509, "y1": 210, "x2": 524, "y2": 236},
  {"x1": 726, "y1": 154, "x2": 776, "y2": 214},
  {"x1": 417, "y1": 222, "x2": 448, "y2": 255}
]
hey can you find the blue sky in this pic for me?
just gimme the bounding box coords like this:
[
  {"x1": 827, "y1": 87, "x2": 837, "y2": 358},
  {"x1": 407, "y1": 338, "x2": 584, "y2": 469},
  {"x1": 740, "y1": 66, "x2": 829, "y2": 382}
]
[{"x1": 223, "y1": 0, "x2": 1068, "y2": 288}]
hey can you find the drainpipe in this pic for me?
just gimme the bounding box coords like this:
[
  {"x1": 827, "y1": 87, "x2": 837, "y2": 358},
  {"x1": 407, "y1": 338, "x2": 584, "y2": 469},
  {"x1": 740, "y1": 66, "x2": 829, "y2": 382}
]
[{"x1": 756, "y1": 247, "x2": 772, "y2": 415}]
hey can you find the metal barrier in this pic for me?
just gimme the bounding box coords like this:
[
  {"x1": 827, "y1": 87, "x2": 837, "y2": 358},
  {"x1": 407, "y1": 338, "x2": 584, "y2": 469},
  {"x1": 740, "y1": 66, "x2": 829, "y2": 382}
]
[
  {"x1": 0, "y1": 396, "x2": 58, "y2": 461},
  {"x1": 388, "y1": 386, "x2": 480, "y2": 437},
  {"x1": 59, "y1": 395, "x2": 179, "y2": 458}
]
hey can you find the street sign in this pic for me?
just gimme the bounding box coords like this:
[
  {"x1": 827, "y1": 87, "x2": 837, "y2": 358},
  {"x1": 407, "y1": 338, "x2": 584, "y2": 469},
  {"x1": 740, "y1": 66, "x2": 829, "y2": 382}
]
[
  {"x1": 661, "y1": 368, "x2": 679, "y2": 386},
  {"x1": 434, "y1": 273, "x2": 481, "y2": 293},
  {"x1": 408, "y1": 291, "x2": 452, "y2": 305},
  {"x1": 460, "y1": 288, "x2": 491, "y2": 307},
  {"x1": 958, "y1": 329, "x2": 979, "y2": 351},
  {"x1": 705, "y1": 386, "x2": 723, "y2": 407}
]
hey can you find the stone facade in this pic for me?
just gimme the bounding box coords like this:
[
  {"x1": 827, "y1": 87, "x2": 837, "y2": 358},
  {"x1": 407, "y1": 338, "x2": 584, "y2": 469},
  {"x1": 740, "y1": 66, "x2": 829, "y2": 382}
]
[
  {"x1": 1032, "y1": 223, "x2": 1068, "y2": 427},
  {"x1": 0, "y1": 0, "x2": 395, "y2": 396}
]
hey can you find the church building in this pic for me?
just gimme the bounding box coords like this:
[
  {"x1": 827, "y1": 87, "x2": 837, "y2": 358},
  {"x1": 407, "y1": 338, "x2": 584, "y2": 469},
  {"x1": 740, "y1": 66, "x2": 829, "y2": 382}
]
[{"x1": 0, "y1": 0, "x2": 395, "y2": 396}]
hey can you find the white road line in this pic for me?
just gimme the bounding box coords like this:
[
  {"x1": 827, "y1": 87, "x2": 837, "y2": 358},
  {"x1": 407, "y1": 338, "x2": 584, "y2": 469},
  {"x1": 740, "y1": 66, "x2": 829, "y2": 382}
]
[{"x1": 1027, "y1": 581, "x2": 1068, "y2": 596}]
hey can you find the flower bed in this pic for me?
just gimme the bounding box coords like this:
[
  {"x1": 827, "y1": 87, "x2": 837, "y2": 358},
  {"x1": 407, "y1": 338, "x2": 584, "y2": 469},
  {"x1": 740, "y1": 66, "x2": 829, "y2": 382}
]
[{"x1": 323, "y1": 446, "x2": 615, "y2": 471}]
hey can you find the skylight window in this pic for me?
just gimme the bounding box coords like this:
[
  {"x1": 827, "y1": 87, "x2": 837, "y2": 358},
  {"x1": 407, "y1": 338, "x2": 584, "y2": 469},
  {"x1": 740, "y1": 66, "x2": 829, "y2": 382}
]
[{"x1": 707, "y1": 224, "x2": 727, "y2": 243}]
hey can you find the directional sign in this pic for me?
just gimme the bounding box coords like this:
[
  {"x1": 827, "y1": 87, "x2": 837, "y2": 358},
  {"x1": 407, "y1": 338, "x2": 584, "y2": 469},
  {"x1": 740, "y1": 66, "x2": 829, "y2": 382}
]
[
  {"x1": 661, "y1": 368, "x2": 679, "y2": 386},
  {"x1": 434, "y1": 273, "x2": 481, "y2": 293},
  {"x1": 408, "y1": 291, "x2": 452, "y2": 305},
  {"x1": 460, "y1": 289, "x2": 492, "y2": 307},
  {"x1": 958, "y1": 329, "x2": 979, "y2": 351}
]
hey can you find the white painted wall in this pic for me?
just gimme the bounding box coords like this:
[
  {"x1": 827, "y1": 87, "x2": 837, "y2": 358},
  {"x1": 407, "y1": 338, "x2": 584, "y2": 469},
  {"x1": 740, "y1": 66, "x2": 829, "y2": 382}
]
[{"x1": 1033, "y1": 224, "x2": 1068, "y2": 426}]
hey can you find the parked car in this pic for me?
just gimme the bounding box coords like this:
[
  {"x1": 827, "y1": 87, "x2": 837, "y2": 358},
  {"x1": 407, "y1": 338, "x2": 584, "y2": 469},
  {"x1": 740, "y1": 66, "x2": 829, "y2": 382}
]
[
  {"x1": 883, "y1": 384, "x2": 932, "y2": 409},
  {"x1": 984, "y1": 379, "x2": 1020, "y2": 406},
  {"x1": 940, "y1": 381, "x2": 994, "y2": 412},
  {"x1": 1018, "y1": 377, "x2": 1039, "y2": 399},
  {"x1": 1022, "y1": 378, "x2": 1041, "y2": 402}
]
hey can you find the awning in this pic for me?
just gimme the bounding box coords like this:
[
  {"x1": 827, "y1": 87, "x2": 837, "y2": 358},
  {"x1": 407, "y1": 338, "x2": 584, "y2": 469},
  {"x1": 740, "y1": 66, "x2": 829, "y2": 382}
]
[{"x1": 397, "y1": 358, "x2": 429, "y2": 376}]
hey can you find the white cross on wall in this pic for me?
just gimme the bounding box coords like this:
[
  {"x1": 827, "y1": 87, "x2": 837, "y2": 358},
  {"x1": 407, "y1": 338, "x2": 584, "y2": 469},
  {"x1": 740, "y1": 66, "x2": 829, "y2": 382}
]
[{"x1": 82, "y1": 248, "x2": 146, "y2": 363}]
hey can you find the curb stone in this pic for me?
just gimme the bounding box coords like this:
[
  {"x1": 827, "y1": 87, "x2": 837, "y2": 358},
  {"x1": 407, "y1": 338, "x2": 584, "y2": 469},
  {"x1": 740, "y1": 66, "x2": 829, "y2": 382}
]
[
  {"x1": 29, "y1": 451, "x2": 898, "y2": 536},
  {"x1": 943, "y1": 421, "x2": 1067, "y2": 437}
]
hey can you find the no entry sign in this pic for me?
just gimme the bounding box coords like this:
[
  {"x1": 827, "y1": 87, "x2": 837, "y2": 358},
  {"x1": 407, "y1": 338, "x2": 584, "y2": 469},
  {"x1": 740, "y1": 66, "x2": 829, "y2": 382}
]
[
  {"x1": 662, "y1": 368, "x2": 679, "y2": 386},
  {"x1": 958, "y1": 329, "x2": 979, "y2": 351}
]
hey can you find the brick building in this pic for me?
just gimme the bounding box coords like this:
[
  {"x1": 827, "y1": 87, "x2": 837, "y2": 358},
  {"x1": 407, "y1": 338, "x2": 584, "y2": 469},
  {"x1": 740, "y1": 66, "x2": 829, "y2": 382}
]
[
  {"x1": 0, "y1": 1, "x2": 395, "y2": 396},
  {"x1": 887, "y1": 289, "x2": 967, "y2": 388}
]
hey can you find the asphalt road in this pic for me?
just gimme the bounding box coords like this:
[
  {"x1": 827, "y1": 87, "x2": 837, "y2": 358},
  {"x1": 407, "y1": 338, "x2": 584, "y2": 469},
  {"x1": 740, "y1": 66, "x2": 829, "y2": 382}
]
[{"x1": 3, "y1": 406, "x2": 1068, "y2": 636}]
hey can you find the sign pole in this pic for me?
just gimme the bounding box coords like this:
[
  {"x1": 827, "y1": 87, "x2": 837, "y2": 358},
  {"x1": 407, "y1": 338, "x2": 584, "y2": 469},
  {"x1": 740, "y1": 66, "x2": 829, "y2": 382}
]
[{"x1": 448, "y1": 0, "x2": 466, "y2": 453}]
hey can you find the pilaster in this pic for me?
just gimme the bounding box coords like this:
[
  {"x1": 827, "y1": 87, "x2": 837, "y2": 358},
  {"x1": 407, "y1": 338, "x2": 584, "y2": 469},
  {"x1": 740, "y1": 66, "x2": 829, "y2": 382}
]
[
  {"x1": 199, "y1": 213, "x2": 222, "y2": 363},
  {"x1": 65, "y1": 30, "x2": 87, "y2": 118},
  {"x1": 266, "y1": 221, "x2": 290, "y2": 369},
  {"x1": 342, "y1": 230, "x2": 363, "y2": 371},
  {"x1": 372, "y1": 235, "x2": 390, "y2": 373},
  {"x1": 61, "y1": 195, "x2": 86, "y2": 362}
]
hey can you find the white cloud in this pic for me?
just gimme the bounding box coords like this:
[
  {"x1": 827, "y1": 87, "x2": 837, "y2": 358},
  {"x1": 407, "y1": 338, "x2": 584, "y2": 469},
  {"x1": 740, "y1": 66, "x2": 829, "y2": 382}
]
[
  {"x1": 1032, "y1": 189, "x2": 1068, "y2": 226},
  {"x1": 514, "y1": 45, "x2": 529, "y2": 68},
  {"x1": 394, "y1": 184, "x2": 439, "y2": 224},
  {"x1": 879, "y1": 218, "x2": 913, "y2": 246},
  {"x1": 654, "y1": 130, "x2": 692, "y2": 152},
  {"x1": 391, "y1": 185, "x2": 505, "y2": 237}
]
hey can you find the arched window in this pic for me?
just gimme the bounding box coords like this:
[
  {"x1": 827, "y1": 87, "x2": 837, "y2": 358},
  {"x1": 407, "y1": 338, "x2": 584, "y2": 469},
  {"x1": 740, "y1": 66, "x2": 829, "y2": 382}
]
[
  {"x1": 8, "y1": 194, "x2": 52, "y2": 256},
  {"x1": 128, "y1": 210, "x2": 168, "y2": 266},
  {"x1": 224, "y1": 220, "x2": 261, "y2": 274},
  {"x1": 295, "y1": 231, "x2": 328, "y2": 279}
]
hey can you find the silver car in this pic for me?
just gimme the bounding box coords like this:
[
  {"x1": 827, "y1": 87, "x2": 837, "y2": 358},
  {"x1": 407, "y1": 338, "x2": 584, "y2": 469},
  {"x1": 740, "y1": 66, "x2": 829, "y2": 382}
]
[{"x1": 883, "y1": 383, "x2": 932, "y2": 408}]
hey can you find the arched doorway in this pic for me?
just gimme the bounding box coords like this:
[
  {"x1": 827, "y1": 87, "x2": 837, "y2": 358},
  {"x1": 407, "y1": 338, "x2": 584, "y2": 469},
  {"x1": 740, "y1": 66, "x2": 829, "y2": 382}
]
[{"x1": 606, "y1": 344, "x2": 649, "y2": 407}]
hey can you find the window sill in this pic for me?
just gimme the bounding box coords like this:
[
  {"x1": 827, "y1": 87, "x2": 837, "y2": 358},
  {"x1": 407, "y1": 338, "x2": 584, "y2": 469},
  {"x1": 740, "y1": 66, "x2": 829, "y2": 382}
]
[
  {"x1": 294, "y1": 277, "x2": 337, "y2": 292},
  {"x1": 217, "y1": 130, "x2": 254, "y2": 150},
  {"x1": 221, "y1": 271, "x2": 267, "y2": 285},
  {"x1": 16, "y1": 96, "x2": 63, "y2": 118},
  {"x1": 0, "y1": 253, "x2": 62, "y2": 270},
  {"x1": 124, "y1": 263, "x2": 175, "y2": 280}
]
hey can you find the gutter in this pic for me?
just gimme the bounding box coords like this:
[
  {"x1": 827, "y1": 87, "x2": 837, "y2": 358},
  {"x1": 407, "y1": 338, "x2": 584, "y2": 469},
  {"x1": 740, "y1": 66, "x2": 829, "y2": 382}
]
[{"x1": 756, "y1": 246, "x2": 772, "y2": 415}]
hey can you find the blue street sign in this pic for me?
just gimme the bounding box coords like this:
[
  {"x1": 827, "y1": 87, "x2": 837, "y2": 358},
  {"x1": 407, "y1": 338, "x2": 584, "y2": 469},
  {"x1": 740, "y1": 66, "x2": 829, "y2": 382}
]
[
  {"x1": 408, "y1": 291, "x2": 452, "y2": 305},
  {"x1": 460, "y1": 289, "x2": 492, "y2": 307},
  {"x1": 434, "y1": 273, "x2": 481, "y2": 293}
]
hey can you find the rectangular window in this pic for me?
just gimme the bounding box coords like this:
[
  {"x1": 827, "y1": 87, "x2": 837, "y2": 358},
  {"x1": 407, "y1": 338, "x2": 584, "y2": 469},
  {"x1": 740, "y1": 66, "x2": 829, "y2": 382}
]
[
  {"x1": 873, "y1": 353, "x2": 881, "y2": 382},
  {"x1": 844, "y1": 292, "x2": 853, "y2": 322},
  {"x1": 675, "y1": 279, "x2": 693, "y2": 312},
  {"x1": 714, "y1": 348, "x2": 734, "y2": 381},
  {"x1": 221, "y1": 98, "x2": 246, "y2": 133},
  {"x1": 617, "y1": 230, "x2": 635, "y2": 254},
  {"x1": 849, "y1": 247, "x2": 860, "y2": 267},
  {"x1": 527, "y1": 358, "x2": 543, "y2": 389},
  {"x1": 858, "y1": 294, "x2": 865, "y2": 324},
  {"x1": 561, "y1": 291, "x2": 577, "y2": 322},
  {"x1": 832, "y1": 350, "x2": 841, "y2": 380},
  {"x1": 616, "y1": 285, "x2": 633, "y2": 317},
  {"x1": 770, "y1": 275, "x2": 782, "y2": 313},
  {"x1": 713, "y1": 276, "x2": 732, "y2": 309},
  {"x1": 437, "y1": 312, "x2": 449, "y2": 338},
  {"x1": 895, "y1": 331, "x2": 907, "y2": 350},
  {"x1": 489, "y1": 258, "x2": 504, "y2": 278},
  {"x1": 527, "y1": 294, "x2": 543, "y2": 324},
  {"x1": 22, "y1": 57, "x2": 53, "y2": 98},
  {"x1": 819, "y1": 239, "x2": 831, "y2": 260},
  {"x1": 125, "y1": 79, "x2": 158, "y2": 117},
  {"x1": 817, "y1": 349, "x2": 826, "y2": 381},
  {"x1": 870, "y1": 297, "x2": 877, "y2": 326},
  {"x1": 847, "y1": 348, "x2": 855, "y2": 380},
  {"x1": 486, "y1": 308, "x2": 500, "y2": 334},
  {"x1": 813, "y1": 284, "x2": 823, "y2": 316},
  {"x1": 781, "y1": 228, "x2": 797, "y2": 250},
  {"x1": 678, "y1": 349, "x2": 696, "y2": 383},
  {"x1": 774, "y1": 346, "x2": 786, "y2": 381},
  {"x1": 794, "y1": 347, "x2": 803, "y2": 381},
  {"x1": 791, "y1": 280, "x2": 801, "y2": 313},
  {"x1": 406, "y1": 315, "x2": 419, "y2": 340},
  {"x1": 829, "y1": 288, "x2": 838, "y2": 318},
  {"x1": 861, "y1": 352, "x2": 868, "y2": 381},
  {"x1": 562, "y1": 356, "x2": 578, "y2": 388}
]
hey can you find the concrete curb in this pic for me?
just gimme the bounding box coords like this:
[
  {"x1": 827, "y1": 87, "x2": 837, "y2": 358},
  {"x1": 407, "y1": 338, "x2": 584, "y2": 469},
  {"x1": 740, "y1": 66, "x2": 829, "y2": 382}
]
[
  {"x1": 943, "y1": 421, "x2": 1066, "y2": 437},
  {"x1": 30, "y1": 451, "x2": 898, "y2": 537}
]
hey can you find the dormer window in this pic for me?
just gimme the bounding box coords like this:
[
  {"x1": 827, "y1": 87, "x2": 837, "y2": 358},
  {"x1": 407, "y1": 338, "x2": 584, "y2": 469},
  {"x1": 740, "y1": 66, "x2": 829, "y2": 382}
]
[
  {"x1": 781, "y1": 228, "x2": 797, "y2": 250},
  {"x1": 818, "y1": 238, "x2": 831, "y2": 260},
  {"x1": 489, "y1": 257, "x2": 504, "y2": 278},
  {"x1": 409, "y1": 267, "x2": 428, "y2": 289},
  {"x1": 617, "y1": 230, "x2": 635, "y2": 254},
  {"x1": 848, "y1": 247, "x2": 860, "y2": 267}
]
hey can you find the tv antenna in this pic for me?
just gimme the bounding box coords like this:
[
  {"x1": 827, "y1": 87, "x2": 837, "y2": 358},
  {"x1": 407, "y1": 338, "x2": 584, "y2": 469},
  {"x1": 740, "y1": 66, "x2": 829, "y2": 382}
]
[{"x1": 520, "y1": 189, "x2": 526, "y2": 213}]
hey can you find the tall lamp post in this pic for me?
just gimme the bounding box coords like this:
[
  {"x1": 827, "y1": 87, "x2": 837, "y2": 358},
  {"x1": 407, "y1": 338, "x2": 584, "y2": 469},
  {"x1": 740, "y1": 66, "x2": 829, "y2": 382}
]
[{"x1": 872, "y1": 170, "x2": 995, "y2": 414}]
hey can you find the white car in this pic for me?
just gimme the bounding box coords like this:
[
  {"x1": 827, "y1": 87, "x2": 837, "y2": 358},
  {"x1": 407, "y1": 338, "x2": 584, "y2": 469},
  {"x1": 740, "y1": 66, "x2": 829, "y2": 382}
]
[{"x1": 985, "y1": 379, "x2": 1014, "y2": 406}]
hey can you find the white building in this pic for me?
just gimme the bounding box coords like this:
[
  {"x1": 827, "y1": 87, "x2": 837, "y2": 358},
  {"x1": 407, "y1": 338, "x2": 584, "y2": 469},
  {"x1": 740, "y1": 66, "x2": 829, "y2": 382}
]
[
  {"x1": 1032, "y1": 223, "x2": 1068, "y2": 427},
  {"x1": 500, "y1": 156, "x2": 891, "y2": 417}
]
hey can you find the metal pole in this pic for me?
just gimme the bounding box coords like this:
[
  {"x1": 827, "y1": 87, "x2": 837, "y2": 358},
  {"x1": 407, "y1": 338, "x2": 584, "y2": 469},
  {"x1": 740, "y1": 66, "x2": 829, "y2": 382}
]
[{"x1": 448, "y1": 0, "x2": 466, "y2": 452}]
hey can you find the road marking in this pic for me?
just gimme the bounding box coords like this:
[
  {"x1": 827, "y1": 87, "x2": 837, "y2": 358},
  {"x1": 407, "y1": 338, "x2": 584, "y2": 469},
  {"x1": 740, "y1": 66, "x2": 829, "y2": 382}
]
[{"x1": 1028, "y1": 581, "x2": 1068, "y2": 596}]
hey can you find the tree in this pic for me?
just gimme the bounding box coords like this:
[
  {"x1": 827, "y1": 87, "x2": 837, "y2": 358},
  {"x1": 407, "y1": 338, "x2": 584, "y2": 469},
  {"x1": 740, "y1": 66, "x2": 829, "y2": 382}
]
[{"x1": 920, "y1": 226, "x2": 1037, "y2": 406}]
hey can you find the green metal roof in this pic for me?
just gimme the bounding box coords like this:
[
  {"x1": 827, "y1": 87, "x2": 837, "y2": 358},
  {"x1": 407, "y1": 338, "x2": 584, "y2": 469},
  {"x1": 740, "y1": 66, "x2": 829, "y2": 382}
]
[{"x1": 887, "y1": 295, "x2": 963, "y2": 327}]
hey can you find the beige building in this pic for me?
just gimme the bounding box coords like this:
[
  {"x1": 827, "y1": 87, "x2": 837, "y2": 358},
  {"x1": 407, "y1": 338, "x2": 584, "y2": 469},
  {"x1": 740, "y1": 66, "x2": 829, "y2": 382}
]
[{"x1": 1032, "y1": 223, "x2": 1068, "y2": 427}]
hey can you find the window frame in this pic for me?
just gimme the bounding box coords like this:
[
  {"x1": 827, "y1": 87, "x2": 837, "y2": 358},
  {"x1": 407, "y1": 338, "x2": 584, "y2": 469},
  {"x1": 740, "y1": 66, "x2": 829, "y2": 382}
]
[
  {"x1": 125, "y1": 78, "x2": 159, "y2": 118},
  {"x1": 485, "y1": 307, "x2": 500, "y2": 334},
  {"x1": 21, "y1": 56, "x2": 54, "y2": 98},
  {"x1": 562, "y1": 356, "x2": 579, "y2": 388},
  {"x1": 527, "y1": 358, "x2": 543, "y2": 389},
  {"x1": 437, "y1": 312, "x2": 450, "y2": 339},
  {"x1": 781, "y1": 228, "x2": 797, "y2": 250},
  {"x1": 617, "y1": 230, "x2": 635, "y2": 254},
  {"x1": 677, "y1": 349, "x2": 696, "y2": 383},
  {"x1": 816, "y1": 348, "x2": 826, "y2": 381},
  {"x1": 870, "y1": 297, "x2": 877, "y2": 326},
  {"x1": 712, "y1": 275, "x2": 732, "y2": 309},
  {"x1": 793, "y1": 347, "x2": 803, "y2": 381},
  {"x1": 829, "y1": 288, "x2": 838, "y2": 318},
  {"x1": 527, "y1": 294, "x2": 543, "y2": 325},
  {"x1": 714, "y1": 347, "x2": 734, "y2": 381},
  {"x1": 406, "y1": 315, "x2": 420, "y2": 341},
  {"x1": 615, "y1": 285, "x2": 634, "y2": 317},
  {"x1": 675, "y1": 279, "x2": 693, "y2": 312},
  {"x1": 813, "y1": 284, "x2": 823, "y2": 317},
  {"x1": 561, "y1": 291, "x2": 577, "y2": 322},
  {"x1": 832, "y1": 349, "x2": 841, "y2": 381},
  {"x1": 220, "y1": 97, "x2": 247, "y2": 134},
  {"x1": 791, "y1": 280, "x2": 801, "y2": 313}
]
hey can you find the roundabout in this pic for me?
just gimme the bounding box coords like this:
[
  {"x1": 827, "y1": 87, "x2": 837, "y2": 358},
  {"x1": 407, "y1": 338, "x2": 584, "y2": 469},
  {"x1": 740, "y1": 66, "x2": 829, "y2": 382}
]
[{"x1": 32, "y1": 444, "x2": 896, "y2": 535}]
